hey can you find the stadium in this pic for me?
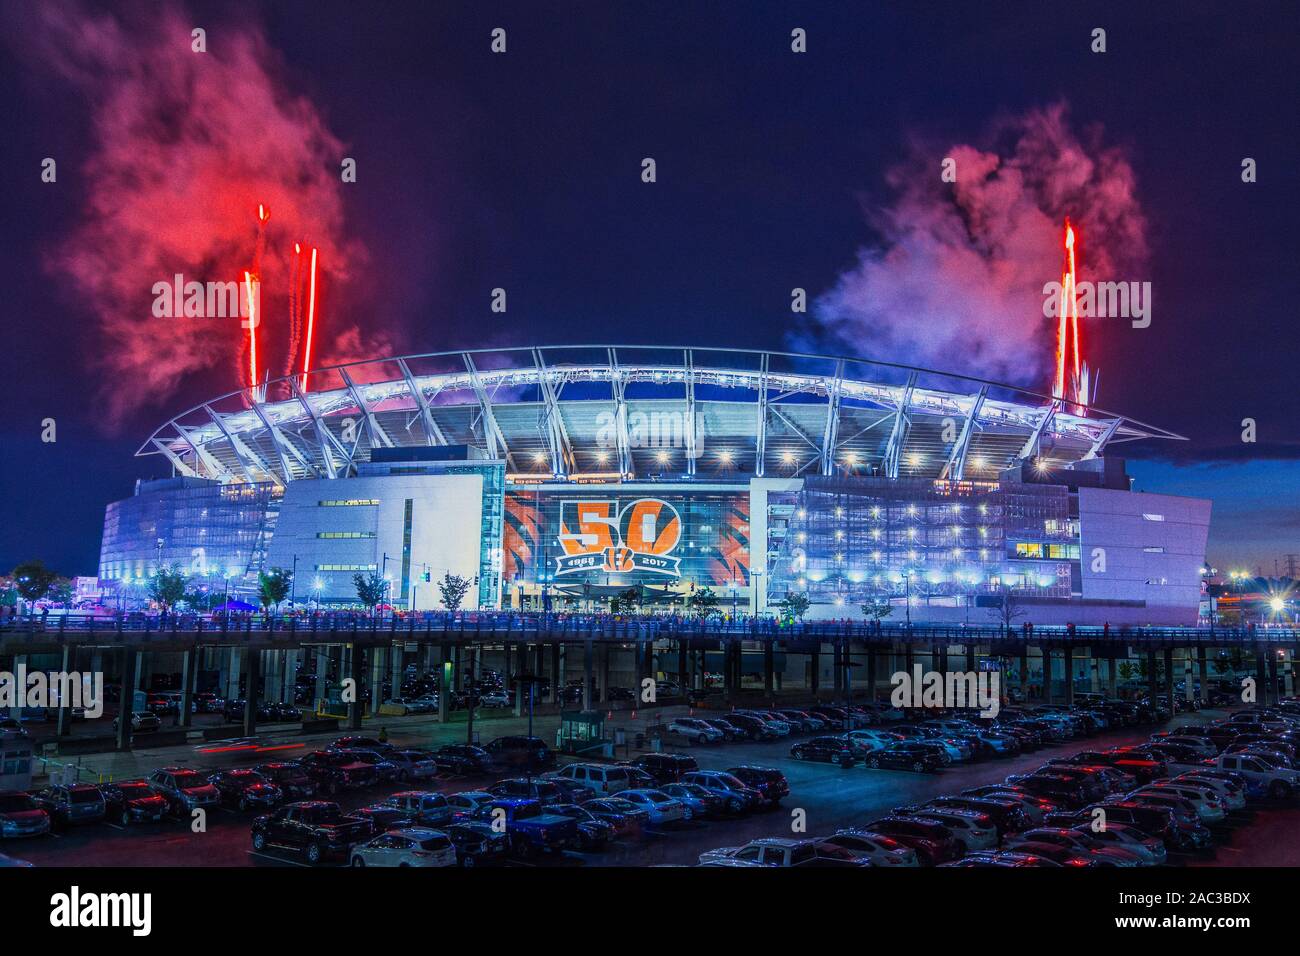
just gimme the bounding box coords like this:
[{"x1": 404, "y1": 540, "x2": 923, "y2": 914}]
[{"x1": 98, "y1": 345, "x2": 1211, "y2": 625}]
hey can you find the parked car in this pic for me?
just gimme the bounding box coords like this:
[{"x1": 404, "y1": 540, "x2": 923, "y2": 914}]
[
  {"x1": 863, "y1": 743, "x2": 943, "y2": 772},
  {"x1": 791, "y1": 736, "x2": 858, "y2": 766},
  {"x1": 0, "y1": 792, "x2": 51, "y2": 839},
  {"x1": 666, "y1": 717, "x2": 723, "y2": 744},
  {"x1": 251, "y1": 801, "x2": 374, "y2": 864},
  {"x1": 253, "y1": 762, "x2": 317, "y2": 800},
  {"x1": 862, "y1": 817, "x2": 963, "y2": 865},
  {"x1": 484, "y1": 735, "x2": 556, "y2": 772},
  {"x1": 699, "y1": 837, "x2": 868, "y2": 867},
  {"x1": 112, "y1": 712, "x2": 161, "y2": 733},
  {"x1": 432, "y1": 744, "x2": 491, "y2": 775},
  {"x1": 818, "y1": 829, "x2": 919, "y2": 866},
  {"x1": 445, "y1": 821, "x2": 511, "y2": 865},
  {"x1": 446, "y1": 790, "x2": 498, "y2": 822},
  {"x1": 581, "y1": 797, "x2": 650, "y2": 834},
  {"x1": 1006, "y1": 827, "x2": 1148, "y2": 866},
  {"x1": 547, "y1": 803, "x2": 616, "y2": 849},
  {"x1": 549, "y1": 763, "x2": 632, "y2": 796},
  {"x1": 97, "y1": 780, "x2": 168, "y2": 826},
  {"x1": 617, "y1": 788, "x2": 687, "y2": 824},
  {"x1": 487, "y1": 778, "x2": 565, "y2": 805},
  {"x1": 31, "y1": 784, "x2": 106, "y2": 828},
  {"x1": 680, "y1": 771, "x2": 761, "y2": 813},
  {"x1": 382, "y1": 749, "x2": 440, "y2": 782},
  {"x1": 659, "y1": 782, "x2": 725, "y2": 818},
  {"x1": 349, "y1": 826, "x2": 457, "y2": 867},
  {"x1": 148, "y1": 767, "x2": 220, "y2": 814},
  {"x1": 699, "y1": 717, "x2": 746, "y2": 741},
  {"x1": 629, "y1": 753, "x2": 699, "y2": 785},
  {"x1": 299, "y1": 750, "x2": 379, "y2": 794},
  {"x1": 726, "y1": 766, "x2": 789, "y2": 805},
  {"x1": 207, "y1": 769, "x2": 284, "y2": 811},
  {"x1": 471, "y1": 798, "x2": 577, "y2": 857},
  {"x1": 381, "y1": 790, "x2": 455, "y2": 827}
]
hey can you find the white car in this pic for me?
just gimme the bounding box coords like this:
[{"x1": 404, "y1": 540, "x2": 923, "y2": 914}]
[
  {"x1": 846, "y1": 729, "x2": 901, "y2": 753},
  {"x1": 445, "y1": 791, "x2": 497, "y2": 820},
  {"x1": 1175, "y1": 772, "x2": 1246, "y2": 810},
  {"x1": 618, "y1": 789, "x2": 686, "y2": 824},
  {"x1": 385, "y1": 749, "x2": 440, "y2": 782},
  {"x1": 817, "y1": 830, "x2": 919, "y2": 866},
  {"x1": 1130, "y1": 785, "x2": 1226, "y2": 824},
  {"x1": 548, "y1": 763, "x2": 632, "y2": 796},
  {"x1": 667, "y1": 718, "x2": 723, "y2": 744},
  {"x1": 479, "y1": 691, "x2": 511, "y2": 708},
  {"x1": 910, "y1": 809, "x2": 997, "y2": 850},
  {"x1": 1079, "y1": 822, "x2": 1167, "y2": 865},
  {"x1": 349, "y1": 827, "x2": 457, "y2": 867}
]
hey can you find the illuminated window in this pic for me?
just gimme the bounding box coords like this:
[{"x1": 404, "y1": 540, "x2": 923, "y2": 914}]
[
  {"x1": 317, "y1": 531, "x2": 376, "y2": 539},
  {"x1": 1142, "y1": 513, "x2": 1165, "y2": 522},
  {"x1": 319, "y1": 499, "x2": 380, "y2": 507},
  {"x1": 1015, "y1": 542, "x2": 1044, "y2": 558}
]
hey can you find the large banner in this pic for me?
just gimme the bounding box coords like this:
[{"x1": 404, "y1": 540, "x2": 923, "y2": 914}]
[
  {"x1": 555, "y1": 498, "x2": 682, "y2": 577},
  {"x1": 503, "y1": 490, "x2": 749, "y2": 587}
]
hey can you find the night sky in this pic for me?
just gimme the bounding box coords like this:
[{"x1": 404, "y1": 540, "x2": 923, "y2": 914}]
[{"x1": 0, "y1": 0, "x2": 1296, "y2": 577}]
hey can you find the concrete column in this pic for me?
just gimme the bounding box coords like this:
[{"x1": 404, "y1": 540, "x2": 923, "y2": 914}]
[
  {"x1": 866, "y1": 647, "x2": 877, "y2": 702},
  {"x1": 1146, "y1": 651, "x2": 1159, "y2": 708},
  {"x1": 1019, "y1": 647, "x2": 1029, "y2": 699},
  {"x1": 453, "y1": 645, "x2": 463, "y2": 692},
  {"x1": 1268, "y1": 649, "x2": 1280, "y2": 707},
  {"x1": 370, "y1": 646, "x2": 386, "y2": 716},
  {"x1": 1063, "y1": 645, "x2": 1074, "y2": 705},
  {"x1": 116, "y1": 649, "x2": 137, "y2": 751},
  {"x1": 178, "y1": 646, "x2": 196, "y2": 728},
  {"x1": 242, "y1": 648, "x2": 260, "y2": 737},
  {"x1": 965, "y1": 644, "x2": 976, "y2": 673},
  {"x1": 1163, "y1": 648, "x2": 1176, "y2": 714},
  {"x1": 832, "y1": 641, "x2": 844, "y2": 695},
  {"x1": 582, "y1": 639, "x2": 595, "y2": 711},
  {"x1": 314, "y1": 648, "x2": 328, "y2": 714},
  {"x1": 514, "y1": 643, "x2": 526, "y2": 717},
  {"x1": 1184, "y1": 648, "x2": 1196, "y2": 703},
  {"x1": 438, "y1": 643, "x2": 451, "y2": 724},
  {"x1": 1285, "y1": 649, "x2": 1295, "y2": 698},
  {"x1": 263, "y1": 650, "x2": 280, "y2": 705},
  {"x1": 809, "y1": 647, "x2": 820, "y2": 696},
  {"x1": 1041, "y1": 647, "x2": 1053, "y2": 704},
  {"x1": 1197, "y1": 646, "x2": 1210, "y2": 705},
  {"x1": 1090, "y1": 653, "x2": 1101, "y2": 694},
  {"x1": 348, "y1": 643, "x2": 363, "y2": 730},
  {"x1": 763, "y1": 641, "x2": 774, "y2": 697},
  {"x1": 391, "y1": 645, "x2": 404, "y2": 708},
  {"x1": 599, "y1": 643, "x2": 610, "y2": 704},
  {"x1": 225, "y1": 648, "x2": 241, "y2": 702},
  {"x1": 550, "y1": 642, "x2": 561, "y2": 703},
  {"x1": 1107, "y1": 655, "x2": 1119, "y2": 698},
  {"x1": 55, "y1": 644, "x2": 72, "y2": 737},
  {"x1": 284, "y1": 649, "x2": 299, "y2": 706},
  {"x1": 678, "y1": 640, "x2": 688, "y2": 692}
]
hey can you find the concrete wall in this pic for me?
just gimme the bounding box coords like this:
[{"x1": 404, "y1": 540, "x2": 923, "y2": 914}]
[{"x1": 267, "y1": 473, "x2": 485, "y2": 607}]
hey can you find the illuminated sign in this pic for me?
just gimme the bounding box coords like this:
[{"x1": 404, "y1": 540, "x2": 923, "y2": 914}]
[{"x1": 556, "y1": 498, "x2": 682, "y2": 577}]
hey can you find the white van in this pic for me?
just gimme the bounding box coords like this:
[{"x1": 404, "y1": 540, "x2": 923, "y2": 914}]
[{"x1": 550, "y1": 763, "x2": 632, "y2": 796}]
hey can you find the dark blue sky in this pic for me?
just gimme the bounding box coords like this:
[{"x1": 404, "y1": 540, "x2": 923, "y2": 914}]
[{"x1": 1, "y1": 0, "x2": 1296, "y2": 576}]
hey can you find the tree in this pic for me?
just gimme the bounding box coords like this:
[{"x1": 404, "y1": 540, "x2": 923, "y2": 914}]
[
  {"x1": 258, "y1": 568, "x2": 294, "y2": 612},
  {"x1": 777, "y1": 591, "x2": 811, "y2": 623},
  {"x1": 988, "y1": 584, "x2": 1026, "y2": 635},
  {"x1": 688, "y1": 586, "x2": 721, "y2": 620},
  {"x1": 12, "y1": 560, "x2": 58, "y2": 604},
  {"x1": 353, "y1": 572, "x2": 386, "y2": 612},
  {"x1": 437, "y1": 573, "x2": 473, "y2": 611},
  {"x1": 148, "y1": 565, "x2": 188, "y2": 611},
  {"x1": 860, "y1": 597, "x2": 893, "y2": 623}
]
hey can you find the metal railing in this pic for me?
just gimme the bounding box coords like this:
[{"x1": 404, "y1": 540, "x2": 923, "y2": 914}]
[{"x1": 1, "y1": 610, "x2": 1296, "y2": 645}]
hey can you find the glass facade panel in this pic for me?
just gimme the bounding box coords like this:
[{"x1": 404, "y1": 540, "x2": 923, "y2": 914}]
[{"x1": 766, "y1": 476, "x2": 1074, "y2": 609}]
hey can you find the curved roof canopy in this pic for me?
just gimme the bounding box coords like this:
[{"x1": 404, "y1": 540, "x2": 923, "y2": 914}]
[{"x1": 138, "y1": 345, "x2": 1184, "y2": 487}]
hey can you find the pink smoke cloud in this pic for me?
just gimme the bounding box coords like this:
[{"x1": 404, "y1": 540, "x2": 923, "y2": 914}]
[
  {"x1": 16, "y1": 3, "x2": 390, "y2": 425},
  {"x1": 801, "y1": 103, "x2": 1148, "y2": 388}
]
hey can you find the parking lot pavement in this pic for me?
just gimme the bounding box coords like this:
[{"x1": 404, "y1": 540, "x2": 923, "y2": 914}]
[{"x1": 12, "y1": 703, "x2": 1292, "y2": 869}]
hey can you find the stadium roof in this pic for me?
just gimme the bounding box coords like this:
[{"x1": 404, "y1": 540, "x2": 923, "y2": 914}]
[{"x1": 137, "y1": 345, "x2": 1185, "y2": 487}]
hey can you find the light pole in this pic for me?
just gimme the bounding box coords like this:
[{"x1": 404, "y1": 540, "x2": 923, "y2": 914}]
[
  {"x1": 902, "y1": 570, "x2": 912, "y2": 627},
  {"x1": 289, "y1": 554, "x2": 298, "y2": 608}
]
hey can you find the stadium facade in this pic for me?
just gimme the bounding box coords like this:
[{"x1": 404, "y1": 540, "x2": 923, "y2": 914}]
[{"x1": 99, "y1": 346, "x2": 1211, "y2": 625}]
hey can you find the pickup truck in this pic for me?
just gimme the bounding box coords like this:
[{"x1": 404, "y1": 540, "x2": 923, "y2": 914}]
[
  {"x1": 1213, "y1": 752, "x2": 1299, "y2": 799},
  {"x1": 298, "y1": 750, "x2": 379, "y2": 794},
  {"x1": 251, "y1": 801, "x2": 374, "y2": 864},
  {"x1": 474, "y1": 797, "x2": 577, "y2": 857}
]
